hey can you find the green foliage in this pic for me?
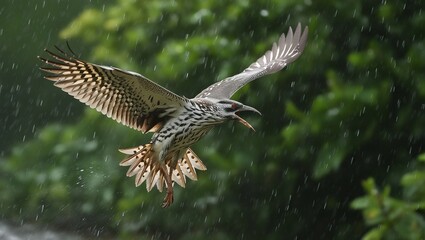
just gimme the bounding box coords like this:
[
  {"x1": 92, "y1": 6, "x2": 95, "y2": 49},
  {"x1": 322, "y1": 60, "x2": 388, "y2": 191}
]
[
  {"x1": 0, "y1": 110, "x2": 130, "y2": 229},
  {"x1": 1, "y1": 0, "x2": 425, "y2": 239},
  {"x1": 351, "y1": 154, "x2": 425, "y2": 239}
]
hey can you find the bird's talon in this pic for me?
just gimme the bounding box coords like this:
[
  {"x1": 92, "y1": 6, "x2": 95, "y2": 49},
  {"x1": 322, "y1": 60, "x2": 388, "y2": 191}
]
[{"x1": 161, "y1": 192, "x2": 174, "y2": 208}]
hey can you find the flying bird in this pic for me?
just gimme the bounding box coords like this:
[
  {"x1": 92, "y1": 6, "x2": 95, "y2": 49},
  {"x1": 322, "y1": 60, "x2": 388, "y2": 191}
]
[{"x1": 39, "y1": 23, "x2": 308, "y2": 207}]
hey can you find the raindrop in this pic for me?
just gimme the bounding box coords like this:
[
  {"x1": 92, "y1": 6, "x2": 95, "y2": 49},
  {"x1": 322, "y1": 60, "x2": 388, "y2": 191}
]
[{"x1": 260, "y1": 9, "x2": 269, "y2": 17}]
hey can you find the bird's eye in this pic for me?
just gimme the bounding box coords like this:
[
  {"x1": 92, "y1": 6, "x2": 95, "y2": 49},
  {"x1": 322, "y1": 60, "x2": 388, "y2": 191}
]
[{"x1": 224, "y1": 103, "x2": 240, "y2": 112}]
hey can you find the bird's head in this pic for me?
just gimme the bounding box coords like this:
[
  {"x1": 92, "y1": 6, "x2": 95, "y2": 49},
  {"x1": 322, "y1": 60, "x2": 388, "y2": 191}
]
[{"x1": 212, "y1": 99, "x2": 261, "y2": 131}]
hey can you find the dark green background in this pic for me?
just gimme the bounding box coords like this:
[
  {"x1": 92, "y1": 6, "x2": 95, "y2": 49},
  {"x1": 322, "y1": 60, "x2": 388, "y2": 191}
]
[{"x1": 1, "y1": 0, "x2": 425, "y2": 239}]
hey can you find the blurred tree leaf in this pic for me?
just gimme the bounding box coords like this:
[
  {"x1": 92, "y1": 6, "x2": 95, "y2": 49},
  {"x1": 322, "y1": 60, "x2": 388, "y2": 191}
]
[{"x1": 352, "y1": 154, "x2": 425, "y2": 239}]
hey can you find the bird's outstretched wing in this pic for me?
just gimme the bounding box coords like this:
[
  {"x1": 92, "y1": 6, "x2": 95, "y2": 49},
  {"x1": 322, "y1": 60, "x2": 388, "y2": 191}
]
[
  {"x1": 196, "y1": 23, "x2": 308, "y2": 99},
  {"x1": 39, "y1": 47, "x2": 187, "y2": 133}
]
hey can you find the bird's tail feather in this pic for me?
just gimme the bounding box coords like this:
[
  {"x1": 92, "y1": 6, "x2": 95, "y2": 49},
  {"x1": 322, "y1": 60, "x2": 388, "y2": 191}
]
[{"x1": 119, "y1": 144, "x2": 207, "y2": 192}]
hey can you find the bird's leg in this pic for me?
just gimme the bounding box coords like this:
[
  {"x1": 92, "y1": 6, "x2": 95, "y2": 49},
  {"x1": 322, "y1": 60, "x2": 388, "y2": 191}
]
[{"x1": 161, "y1": 164, "x2": 174, "y2": 208}]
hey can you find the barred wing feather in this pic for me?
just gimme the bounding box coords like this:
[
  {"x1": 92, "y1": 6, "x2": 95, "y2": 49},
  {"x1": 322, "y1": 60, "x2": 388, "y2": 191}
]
[
  {"x1": 39, "y1": 48, "x2": 186, "y2": 133},
  {"x1": 196, "y1": 23, "x2": 308, "y2": 99}
]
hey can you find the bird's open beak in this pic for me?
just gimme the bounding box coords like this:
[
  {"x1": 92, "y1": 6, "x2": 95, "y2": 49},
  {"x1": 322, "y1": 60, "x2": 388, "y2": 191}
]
[{"x1": 235, "y1": 105, "x2": 261, "y2": 131}]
